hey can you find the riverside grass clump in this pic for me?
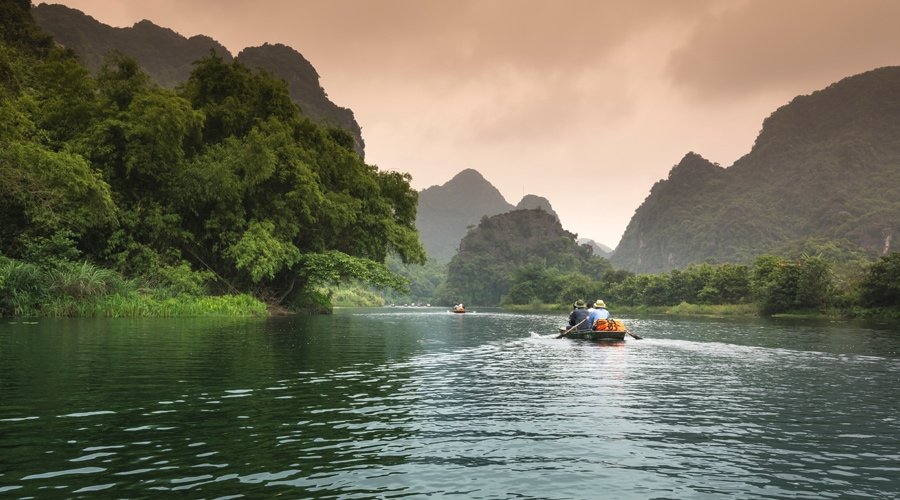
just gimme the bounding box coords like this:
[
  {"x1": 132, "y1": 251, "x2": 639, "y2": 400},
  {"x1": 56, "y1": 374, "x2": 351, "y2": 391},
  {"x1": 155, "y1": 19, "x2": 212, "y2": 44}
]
[{"x1": 0, "y1": 256, "x2": 266, "y2": 318}]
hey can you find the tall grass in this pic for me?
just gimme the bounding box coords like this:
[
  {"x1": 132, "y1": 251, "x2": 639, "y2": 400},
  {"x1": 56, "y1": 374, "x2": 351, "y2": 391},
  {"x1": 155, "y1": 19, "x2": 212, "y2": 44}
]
[
  {"x1": 1, "y1": 255, "x2": 266, "y2": 318},
  {"x1": 45, "y1": 260, "x2": 132, "y2": 299},
  {"x1": 0, "y1": 258, "x2": 47, "y2": 316},
  {"x1": 42, "y1": 293, "x2": 267, "y2": 318}
]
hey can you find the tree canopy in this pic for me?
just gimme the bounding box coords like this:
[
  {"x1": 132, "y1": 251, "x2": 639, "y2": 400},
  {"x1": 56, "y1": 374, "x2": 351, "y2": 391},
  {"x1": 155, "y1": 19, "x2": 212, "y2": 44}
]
[{"x1": 0, "y1": 4, "x2": 423, "y2": 311}]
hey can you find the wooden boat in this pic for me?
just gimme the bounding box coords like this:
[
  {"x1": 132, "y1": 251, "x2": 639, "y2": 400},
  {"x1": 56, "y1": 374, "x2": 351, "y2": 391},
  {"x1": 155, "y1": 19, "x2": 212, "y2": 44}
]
[
  {"x1": 451, "y1": 309, "x2": 467, "y2": 313},
  {"x1": 557, "y1": 328, "x2": 626, "y2": 341}
]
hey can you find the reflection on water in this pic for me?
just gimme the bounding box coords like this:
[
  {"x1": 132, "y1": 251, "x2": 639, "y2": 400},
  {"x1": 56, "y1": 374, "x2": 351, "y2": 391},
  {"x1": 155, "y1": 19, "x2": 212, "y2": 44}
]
[{"x1": 1, "y1": 310, "x2": 899, "y2": 498}]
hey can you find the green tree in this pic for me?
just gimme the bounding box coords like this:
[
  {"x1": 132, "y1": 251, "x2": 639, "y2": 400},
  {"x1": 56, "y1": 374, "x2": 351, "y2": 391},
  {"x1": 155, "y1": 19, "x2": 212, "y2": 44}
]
[{"x1": 858, "y1": 253, "x2": 900, "y2": 307}]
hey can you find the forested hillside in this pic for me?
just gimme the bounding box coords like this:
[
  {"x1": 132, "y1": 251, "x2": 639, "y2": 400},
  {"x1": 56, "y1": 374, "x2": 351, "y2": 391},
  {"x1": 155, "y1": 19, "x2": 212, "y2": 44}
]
[
  {"x1": 613, "y1": 67, "x2": 900, "y2": 273},
  {"x1": 440, "y1": 209, "x2": 610, "y2": 306},
  {"x1": 31, "y1": 3, "x2": 365, "y2": 157},
  {"x1": 0, "y1": 1, "x2": 422, "y2": 314}
]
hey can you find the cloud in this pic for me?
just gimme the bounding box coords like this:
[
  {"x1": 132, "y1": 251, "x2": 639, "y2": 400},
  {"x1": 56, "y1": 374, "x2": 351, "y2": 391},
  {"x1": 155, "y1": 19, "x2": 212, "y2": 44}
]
[{"x1": 666, "y1": 0, "x2": 900, "y2": 99}]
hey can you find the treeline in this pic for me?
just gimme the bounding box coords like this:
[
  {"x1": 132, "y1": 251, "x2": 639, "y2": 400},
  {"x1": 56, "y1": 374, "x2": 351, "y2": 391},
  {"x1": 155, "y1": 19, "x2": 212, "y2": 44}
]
[
  {"x1": 382, "y1": 203, "x2": 899, "y2": 316},
  {"x1": 0, "y1": 3, "x2": 423, "y2": 316},
  {"x1": 492, "y1": 253, "x2": 900, "y2": 316}
]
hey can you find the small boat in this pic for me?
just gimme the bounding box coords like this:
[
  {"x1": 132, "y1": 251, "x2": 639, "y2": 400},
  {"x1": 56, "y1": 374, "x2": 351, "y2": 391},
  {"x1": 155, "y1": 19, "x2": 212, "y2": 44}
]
[
  {"x1": 558, "y1": 319, "x2": 637, "y2": 340},
  {"x1": 558, "y1": 328, "x2": 626, "y2": 341},
  {"x1": 451, "y1": 309, "x2": 468, "y2": 313}
]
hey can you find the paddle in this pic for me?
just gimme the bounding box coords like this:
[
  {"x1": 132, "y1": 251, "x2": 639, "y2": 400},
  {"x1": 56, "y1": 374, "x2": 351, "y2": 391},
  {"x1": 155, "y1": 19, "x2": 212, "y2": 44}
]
[
  {"x1": 624, "y1": 329, "x2": 643, "y2": 340},
  {"x1": 557, "y1": 319, "x2": 586, "y2": 338}
]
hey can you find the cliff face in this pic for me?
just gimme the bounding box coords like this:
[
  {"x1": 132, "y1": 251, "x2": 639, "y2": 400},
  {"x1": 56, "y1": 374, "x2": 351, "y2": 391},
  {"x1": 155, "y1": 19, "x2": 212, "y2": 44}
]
[
  {"x1": 236, "y1": 44, "x2": 365, "y2": 157},
  {"x1": 612, "y1": 67, "x2": 900, "y2": 273},
  {"x1": 32, "y1": 4, "x2": 232, "y2": 87},
  {"x1": 32, "y1": 3, "x2": 365, "y2": 157}
]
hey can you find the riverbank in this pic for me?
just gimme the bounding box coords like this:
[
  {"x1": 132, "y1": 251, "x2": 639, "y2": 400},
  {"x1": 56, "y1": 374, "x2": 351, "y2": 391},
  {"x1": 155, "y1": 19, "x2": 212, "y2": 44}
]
[
  {"x1": 0, "y1": 257, "x2": 267, "y2": 318},
  {"x1": 501, "y1": 301, "x2": 900, "y2": 320}
]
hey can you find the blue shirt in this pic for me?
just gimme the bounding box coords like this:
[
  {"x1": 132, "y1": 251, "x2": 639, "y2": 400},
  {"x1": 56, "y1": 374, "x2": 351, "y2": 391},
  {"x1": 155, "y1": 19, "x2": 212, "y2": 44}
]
[{"x1": 587, "y1": 308, "x2": 610, "y2": 329}]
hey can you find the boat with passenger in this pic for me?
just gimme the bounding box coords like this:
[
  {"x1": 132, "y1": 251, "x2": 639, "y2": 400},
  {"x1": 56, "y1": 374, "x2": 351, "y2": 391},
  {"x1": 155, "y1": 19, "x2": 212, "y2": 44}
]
[{"x1": 558, "y1": 318, "x2": 636, "y2": 340}]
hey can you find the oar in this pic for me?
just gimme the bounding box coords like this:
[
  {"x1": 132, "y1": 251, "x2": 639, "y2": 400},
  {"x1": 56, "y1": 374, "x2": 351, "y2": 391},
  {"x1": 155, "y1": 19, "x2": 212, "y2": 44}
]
[
  {"x1": 557, "y1": 319, "x2": 586, "y2": 338},
  {"x1": 624, "y1": 329, "x2": 643, "y2": 340}
]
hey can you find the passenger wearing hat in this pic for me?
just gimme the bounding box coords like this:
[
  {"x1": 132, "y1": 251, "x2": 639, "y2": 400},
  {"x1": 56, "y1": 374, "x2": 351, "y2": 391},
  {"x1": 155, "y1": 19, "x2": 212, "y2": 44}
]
[
  {"x1": 587, "y1": 299, "x2": 610, "y2": 330},
  {"x1": 568, "y1": 299, "x2": 591, "y2": 331}
]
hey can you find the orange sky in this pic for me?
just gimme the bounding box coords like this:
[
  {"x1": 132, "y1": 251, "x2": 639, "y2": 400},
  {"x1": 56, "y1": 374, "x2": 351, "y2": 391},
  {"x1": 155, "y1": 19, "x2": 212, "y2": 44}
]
[{"x1": 45, "y1": 0, "x2": 900, "y2": 249}]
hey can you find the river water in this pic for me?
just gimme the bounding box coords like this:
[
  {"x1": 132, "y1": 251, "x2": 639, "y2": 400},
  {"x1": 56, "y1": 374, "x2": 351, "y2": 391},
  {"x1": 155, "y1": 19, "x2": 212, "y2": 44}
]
[{"x1": 1, "y1": 308, "x2": 899, "y2": 498}]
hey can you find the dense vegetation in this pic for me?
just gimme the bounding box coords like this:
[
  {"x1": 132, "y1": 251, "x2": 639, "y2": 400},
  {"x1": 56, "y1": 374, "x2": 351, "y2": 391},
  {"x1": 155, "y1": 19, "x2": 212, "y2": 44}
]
[
  {"x1": 613, "y1": 66, "x2": 900, "y2": 273},
  {"x1": 423, "y1": 206, "x2": 899, "y2": 318},
  {"x1": 438, "y1": 209, "x2": 612, "y2": 305},
  {"x1": 0, "y1": 2, "x2": 422, "y2": 316},
  {"x1": 31, "y1": 3, "x2": 365, "y2": 157}
]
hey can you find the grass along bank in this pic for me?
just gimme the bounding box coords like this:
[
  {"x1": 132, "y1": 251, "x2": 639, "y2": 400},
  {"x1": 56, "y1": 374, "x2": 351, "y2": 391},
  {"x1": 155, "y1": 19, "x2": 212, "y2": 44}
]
[{"x1": 0, "y1": 256, "x2": 266, "y2": 318}]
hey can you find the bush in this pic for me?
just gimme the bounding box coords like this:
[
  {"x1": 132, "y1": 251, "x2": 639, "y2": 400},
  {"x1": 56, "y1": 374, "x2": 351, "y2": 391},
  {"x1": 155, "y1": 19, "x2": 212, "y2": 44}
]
[
  {"x1": 859, "y1": 253, "x2": 900, "y2": 307},
  {"x1": 0, "y1": 256, "x2": 47, "y2": 315},
  {"x1": 45, "y1": 260, "x2": 126, "y2": 299}
]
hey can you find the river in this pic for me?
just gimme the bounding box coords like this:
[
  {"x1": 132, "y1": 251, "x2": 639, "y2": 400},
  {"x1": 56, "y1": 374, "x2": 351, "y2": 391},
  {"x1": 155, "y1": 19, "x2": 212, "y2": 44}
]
[{"x1": 1, "y1": 308, "x2": 898, "y2": 498}]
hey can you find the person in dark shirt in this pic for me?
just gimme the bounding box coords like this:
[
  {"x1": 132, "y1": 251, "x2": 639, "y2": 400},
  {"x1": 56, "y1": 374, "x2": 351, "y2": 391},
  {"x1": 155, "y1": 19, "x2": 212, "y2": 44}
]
[{"x1": 568, "y1": 299, "x2": 591, "y2": 331}]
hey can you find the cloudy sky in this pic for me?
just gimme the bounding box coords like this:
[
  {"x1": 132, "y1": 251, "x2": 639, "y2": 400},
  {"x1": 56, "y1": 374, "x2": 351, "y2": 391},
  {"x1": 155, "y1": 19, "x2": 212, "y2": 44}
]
[{"x1": 50, "y1": 0, "x2": 900, "y2": 249}]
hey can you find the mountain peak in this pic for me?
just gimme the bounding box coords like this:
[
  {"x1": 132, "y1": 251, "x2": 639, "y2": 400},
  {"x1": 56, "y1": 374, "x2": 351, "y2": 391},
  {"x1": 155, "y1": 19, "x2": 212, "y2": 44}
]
[{"x1": 515, "y1": 194, "x2": 559, "y2": 221}]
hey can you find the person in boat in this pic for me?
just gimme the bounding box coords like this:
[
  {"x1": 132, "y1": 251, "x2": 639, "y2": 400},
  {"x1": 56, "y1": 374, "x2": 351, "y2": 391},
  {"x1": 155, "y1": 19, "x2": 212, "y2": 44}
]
[
  {"x1": 454, "y1": 303, "x2": 465, "y2": 312},
  {"x1": 568, "y1": 299, "x2": 591, "y2": 331},
  {"x1": 587, "y1": 299, "x2": 610, "y2": 330}
]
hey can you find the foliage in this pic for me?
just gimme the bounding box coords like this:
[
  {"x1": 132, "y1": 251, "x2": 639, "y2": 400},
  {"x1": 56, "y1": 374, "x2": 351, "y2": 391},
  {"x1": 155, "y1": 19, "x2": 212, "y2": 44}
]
[
  {"x1": 330, "y1": 283, "x2": 386, "y2": 307},
  {"x1": 0, "y1": 4, "x2": 424, "y2": 315},
  {"x1": 0, "y1": 253, "x2": 263, "y2": 317},
  {"x1": 750, "y1": 255, "x2": 833, "y2": 314},
  {"x1": 858, "y1": 253, "x2": 900, "y2": 307},
  {"x1": 443, "y1": 209, "x2": 605, "y2": 306}
]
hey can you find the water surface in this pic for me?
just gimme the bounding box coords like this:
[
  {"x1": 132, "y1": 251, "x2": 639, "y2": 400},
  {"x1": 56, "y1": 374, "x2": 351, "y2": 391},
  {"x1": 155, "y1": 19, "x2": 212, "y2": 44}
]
[{"x1": 1, "y1": 309, "x2": 899, "y2": 498}]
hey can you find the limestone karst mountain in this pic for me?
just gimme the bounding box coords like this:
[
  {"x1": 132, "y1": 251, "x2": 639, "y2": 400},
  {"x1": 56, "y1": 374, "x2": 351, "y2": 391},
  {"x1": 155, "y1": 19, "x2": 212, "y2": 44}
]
[{"x1": 612, "y1": 66, "x2": 900, "y2": 273}]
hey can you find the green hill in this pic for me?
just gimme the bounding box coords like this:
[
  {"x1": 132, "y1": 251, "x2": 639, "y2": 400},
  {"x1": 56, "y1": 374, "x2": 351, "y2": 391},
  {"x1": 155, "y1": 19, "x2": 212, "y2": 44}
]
[
  {"x1": 612, "y1": 67, "x2": 900, "y2": 273},
  {"x1": 442, "y1": 209, "x2": 605, "y2": 306}
]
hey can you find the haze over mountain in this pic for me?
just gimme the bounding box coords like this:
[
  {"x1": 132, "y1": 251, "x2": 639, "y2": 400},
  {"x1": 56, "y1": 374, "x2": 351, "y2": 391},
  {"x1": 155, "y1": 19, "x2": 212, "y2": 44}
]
[
  {"x1": 31, "y1": 3, "x2": 365, "y2": 157},
  {"x1": 415, "y1": 169, "x2": 564, "y2": 263},
  {"x1": 612, "y1": 66, "x2": 900, "y2": 273}
]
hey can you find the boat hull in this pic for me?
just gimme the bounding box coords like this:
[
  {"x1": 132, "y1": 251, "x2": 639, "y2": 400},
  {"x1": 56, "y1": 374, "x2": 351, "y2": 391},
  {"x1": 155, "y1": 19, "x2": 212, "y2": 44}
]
[{"x1": 559, "y1": 329, "x2": 626, "y2": 341}]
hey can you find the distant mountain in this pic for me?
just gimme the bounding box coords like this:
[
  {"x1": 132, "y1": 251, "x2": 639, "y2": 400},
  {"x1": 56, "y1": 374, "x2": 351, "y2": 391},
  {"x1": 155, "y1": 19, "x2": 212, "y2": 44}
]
[
  {"x1": 612, "y1": 67, "x2": 900, "y2": 273},
  {"x1": 577, "y1": 238, "x2": 612, "y2": 257},
  {"x1": 414, "y1": 169, "x2": 568, "y2": 263},
  {"x1": 515, "y1": 194, "x2": 559, "y2": 220},
  {"x1": 31, "y1": 3, "x2": 365, "y2": 157},
  {"x1": 415, "y1": 169, "x2": 515, "y2": 262},
  {"x1": 442, "y1": 209, "x2": 594, "y2": 305}
]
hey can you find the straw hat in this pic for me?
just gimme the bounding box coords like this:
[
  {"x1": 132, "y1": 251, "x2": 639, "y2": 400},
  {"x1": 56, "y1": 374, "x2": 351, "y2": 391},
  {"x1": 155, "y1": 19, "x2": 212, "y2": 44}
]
[{"x1": 593, "y1": 299, "x2": 606, "y2": 308}]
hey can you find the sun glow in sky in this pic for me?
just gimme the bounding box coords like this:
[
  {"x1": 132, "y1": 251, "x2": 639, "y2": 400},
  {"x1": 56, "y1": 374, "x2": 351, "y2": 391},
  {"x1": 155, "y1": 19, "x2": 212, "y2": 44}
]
[{"x1": 46, "y1": 0, "x2": 900, "y2": 248}]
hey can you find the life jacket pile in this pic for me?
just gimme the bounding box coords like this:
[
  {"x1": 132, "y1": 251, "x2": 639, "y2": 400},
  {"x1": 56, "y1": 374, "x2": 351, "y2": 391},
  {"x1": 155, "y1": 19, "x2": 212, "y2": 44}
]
[{"x1": 592, "y1": 318, "x2": 626, "y2": 331}]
